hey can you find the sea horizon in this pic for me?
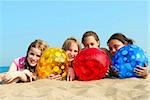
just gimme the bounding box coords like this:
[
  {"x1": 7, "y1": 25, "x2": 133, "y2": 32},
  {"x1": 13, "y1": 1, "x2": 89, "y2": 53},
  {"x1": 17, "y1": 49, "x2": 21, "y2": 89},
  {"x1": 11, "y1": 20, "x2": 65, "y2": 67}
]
[{"x1": 0, "y1": 66, "x2": 9, "y2": 73}]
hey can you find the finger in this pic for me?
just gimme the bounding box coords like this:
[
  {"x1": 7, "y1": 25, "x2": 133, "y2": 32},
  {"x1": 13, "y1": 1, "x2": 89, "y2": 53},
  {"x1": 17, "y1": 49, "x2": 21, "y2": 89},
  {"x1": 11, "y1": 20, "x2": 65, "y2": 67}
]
[
  {"x1": 56, "y1": 77, "x2": 62, "y2": 80},
  {"x1": 28, "y1": 74, "x2": 33, "y2": 82},
  {"x1": 67, "y1": 75, "x2": 70, "y2": 81},
  {"x1": 135, "y1": 71, "x2": 144, "y2": 76},
  {"x1": 25, "y1": 72, "x2": 33, "y2": 82},
  {"x1": 49, "y1": 74, "x2": 57, "y2": 80},
  {"x1": 134, "y1": 69, "x2": 144, "y2": 76},
  {"x1": 29, "y1": 76, "x2": 32, "y2": 82},
  {"x1": 69, "y1": 77, "x2": 73, "y2": 81},
  {"x1": 136, "y1": 65, "x2": 141, "y2": 68},
  {"x1": 54, "y1": 75, "x2": 61, "y2": 79},
  {"x1": 5, "y1": 78, "x2": 14, "y2": 84},
  {"x1": 134, "y1": 67, "x2": 148, "y2": 77},
  {"x1": 134, "y1": 68, "x2": 144, "y2": 73},
  {"x1": 54, "y1": 75, "x2": 62, "y2": 80},
  {"x1": 7, "y1": 77, "x2": 20, "y2": 84},
  {"x1": 31, "y1": 73, "x2": 36, "y2": 80},
  {"x1": 25, "y1": 72, "x2": 32, "y2": 78}
]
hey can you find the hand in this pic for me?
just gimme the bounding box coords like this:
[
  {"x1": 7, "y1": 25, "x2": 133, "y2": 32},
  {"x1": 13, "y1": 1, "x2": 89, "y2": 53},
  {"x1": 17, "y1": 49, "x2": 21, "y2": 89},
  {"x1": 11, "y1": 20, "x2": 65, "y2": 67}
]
[
  {"x1": 22, "y1": 69, "x2": 36, "y2": 82},
  {"x1": 134, "y1": 64, "x2": 148, "y2": 78},
  {"x1": 47, "y1": 74, "x2": 62, "y2": 80},
  {"x1": 109, "y1": 67, "x2": 119, "y2": 77},
  {"x1": 0, "y1": 73, "x2": 7, "y2": 84},
  {"x1": 67, "y1": 67, "x2": 75, "y2": 81}
]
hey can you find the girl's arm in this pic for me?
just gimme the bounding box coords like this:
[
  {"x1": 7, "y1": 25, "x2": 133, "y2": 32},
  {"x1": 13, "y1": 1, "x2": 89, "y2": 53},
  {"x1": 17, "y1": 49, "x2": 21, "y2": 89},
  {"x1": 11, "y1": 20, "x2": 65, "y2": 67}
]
[
  {"x1": 2, "y1": 71, "x2": 23, "y2": 83},
  {"x1": 4, "y1": 70, "x2": 35, "y2": 83},
  {"x1": 67, "y1": 67, "x2": 75, "y2": 81},
  {"x1": 8, "y1": 62, "x2": 18, "y2": 72}
]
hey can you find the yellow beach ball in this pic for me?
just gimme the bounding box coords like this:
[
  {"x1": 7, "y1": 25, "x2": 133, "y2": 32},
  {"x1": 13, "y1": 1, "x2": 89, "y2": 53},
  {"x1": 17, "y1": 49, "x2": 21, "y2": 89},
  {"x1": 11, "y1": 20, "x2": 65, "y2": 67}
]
[{"x1": 36, "y1": 48, "x2": 69, "y2": 80}]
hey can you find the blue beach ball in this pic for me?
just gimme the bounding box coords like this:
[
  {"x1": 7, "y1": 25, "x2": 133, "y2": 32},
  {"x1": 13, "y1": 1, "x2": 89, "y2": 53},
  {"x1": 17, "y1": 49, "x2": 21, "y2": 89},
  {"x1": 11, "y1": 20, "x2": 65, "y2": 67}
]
[{"x1": 112, "y1": 44, "x2": 148, "y2": 78}]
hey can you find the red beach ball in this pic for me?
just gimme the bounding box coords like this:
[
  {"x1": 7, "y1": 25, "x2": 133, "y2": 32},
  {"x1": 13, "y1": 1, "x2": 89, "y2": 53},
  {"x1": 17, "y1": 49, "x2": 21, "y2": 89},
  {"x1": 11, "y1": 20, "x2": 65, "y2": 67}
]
[{"x1": 73, "y1": 48, "x2": 110, "y2": 81}]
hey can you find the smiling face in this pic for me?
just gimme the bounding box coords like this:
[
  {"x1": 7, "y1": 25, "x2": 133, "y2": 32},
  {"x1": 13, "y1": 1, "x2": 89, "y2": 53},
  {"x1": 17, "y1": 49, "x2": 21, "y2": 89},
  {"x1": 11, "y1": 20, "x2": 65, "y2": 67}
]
[
  {"x1": 83, "y1": 36, "x2": 100, "y2": 49},
  {"x1": 108, "y1": 39, "x2": 125, "y2": 56},
  {"x1": 62, "y1": 37, "x2": 80, "y2": 62},
  {"x1": 66, "y1": 42, "x2": 79, "y2": 61},
  {"x1": 27, "y1": 47, "x2": 42, "y2": 67}
]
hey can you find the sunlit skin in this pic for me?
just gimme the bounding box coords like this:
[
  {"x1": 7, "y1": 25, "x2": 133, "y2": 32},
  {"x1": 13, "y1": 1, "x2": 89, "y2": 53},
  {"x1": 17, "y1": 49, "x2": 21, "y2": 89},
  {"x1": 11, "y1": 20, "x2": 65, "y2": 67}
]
[
  {"x1": 66, "y1": 42, "x2": 79, "y2": 61},
  {"x1": 108, "y1": 39, "x2": 125, "y2": 56},
  {"x1": 65, "y1": 42, "x2": 79, "y2": 81},
  {"x1": 27, "y1": 47, "x2": 42, "y2": 67},
  {"x1": 83, "y1": 36, "x2": 99, "y2": 48}
]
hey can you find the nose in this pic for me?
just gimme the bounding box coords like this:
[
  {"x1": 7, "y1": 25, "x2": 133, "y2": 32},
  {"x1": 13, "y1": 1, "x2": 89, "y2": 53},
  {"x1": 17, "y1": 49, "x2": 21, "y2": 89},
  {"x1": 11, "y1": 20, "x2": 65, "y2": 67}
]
[
  {"x1": 70, "y1": 51, "x2": 75, "y2": 57},
  {"x1": 32, "y1": 55, "x2": 37, "y2": 60},
  {"x1": 88, "y1": 45, "x2": 93, "y2": 48},
  {"x1": 111, "y1": 48, "x2": 116, "y2": 55}
]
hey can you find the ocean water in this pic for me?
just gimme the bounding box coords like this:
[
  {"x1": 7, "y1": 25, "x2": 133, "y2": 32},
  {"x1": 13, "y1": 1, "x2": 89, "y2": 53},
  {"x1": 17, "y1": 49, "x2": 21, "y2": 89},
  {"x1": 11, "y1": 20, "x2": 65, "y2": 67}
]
[
  {"x1": 148, "y1": 55, "x2": 150, "y2": 71},
  {"x1": 0, "y1": 66, "x2": 9, "y2": 73}
]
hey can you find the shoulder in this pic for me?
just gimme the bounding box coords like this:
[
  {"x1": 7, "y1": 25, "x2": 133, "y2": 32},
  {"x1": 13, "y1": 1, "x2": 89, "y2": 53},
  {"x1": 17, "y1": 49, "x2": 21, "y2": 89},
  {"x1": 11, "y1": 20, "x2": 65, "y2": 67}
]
[{"x1": 13, "y1": 56, "x2": 26, "y2": 70}]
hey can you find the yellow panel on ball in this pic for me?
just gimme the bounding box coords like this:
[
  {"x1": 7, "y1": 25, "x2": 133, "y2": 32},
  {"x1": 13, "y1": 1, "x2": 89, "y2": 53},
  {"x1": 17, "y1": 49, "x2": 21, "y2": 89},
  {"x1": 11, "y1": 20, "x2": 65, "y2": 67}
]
[{"x1": 36, "y1": 48, "x2": 69, "y2": 80}]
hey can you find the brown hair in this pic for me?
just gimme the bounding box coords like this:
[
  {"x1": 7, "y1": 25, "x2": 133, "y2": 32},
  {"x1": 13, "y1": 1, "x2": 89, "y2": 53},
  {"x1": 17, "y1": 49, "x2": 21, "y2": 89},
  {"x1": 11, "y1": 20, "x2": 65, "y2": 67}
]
[
  {"x1": 107, "y1": 33, "x2": 134, "y2": 45},
  {"x1": 82, "y1": 31, "x2": 100, "y2": 47},
  {"x1": 62, "y1": 37, "x2": 81, "y2": 52},
  {"x1": 25, "y1": 39, "x2": 49, "y2": 72}
]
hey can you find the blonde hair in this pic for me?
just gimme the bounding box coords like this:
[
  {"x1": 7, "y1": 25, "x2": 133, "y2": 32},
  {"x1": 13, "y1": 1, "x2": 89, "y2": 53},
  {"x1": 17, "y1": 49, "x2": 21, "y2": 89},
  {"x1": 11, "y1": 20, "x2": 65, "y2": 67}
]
[
  {"x1": 26, "y1": 39, "x2": 49, "y2": 54},
  {"x1": 62, "y1": 37, "x2": 81, "y2": 52}
]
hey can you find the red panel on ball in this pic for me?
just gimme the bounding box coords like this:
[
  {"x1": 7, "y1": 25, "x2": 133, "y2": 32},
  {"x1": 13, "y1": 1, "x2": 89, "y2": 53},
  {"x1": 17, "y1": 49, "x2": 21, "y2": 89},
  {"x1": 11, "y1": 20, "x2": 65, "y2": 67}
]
[{"x1": 73, "y1": 48, "x2": 110, "y2": 81}]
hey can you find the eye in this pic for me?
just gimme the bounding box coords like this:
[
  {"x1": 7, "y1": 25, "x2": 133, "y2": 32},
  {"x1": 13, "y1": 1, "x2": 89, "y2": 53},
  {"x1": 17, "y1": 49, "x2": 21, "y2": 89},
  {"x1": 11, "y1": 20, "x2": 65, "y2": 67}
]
[
  {"x1": 74, "y1": 50, "x2": 78, "y2": 53},
  {"x1": 30, "y1": 52, "x2": 34, "y2": 56},
  {"x1": 68, "y1": 48, "x2": 72, "y2": 51},
  {"x1": 36, "y1": 55, "x2": 41, "y2": 57},
  {"x1": 114, "y1": 45, "x2": 120, "y2": 50},
  {"x1": 91, "y1": 43, "x2": 94, "y2": 46}
]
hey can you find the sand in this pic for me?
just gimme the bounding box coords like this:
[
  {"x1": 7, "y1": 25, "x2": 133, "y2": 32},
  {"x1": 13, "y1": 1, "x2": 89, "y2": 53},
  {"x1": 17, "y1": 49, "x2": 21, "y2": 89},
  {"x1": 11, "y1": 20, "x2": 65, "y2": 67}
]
[{"x1": 0, "y1": 78, "x2": 150, "y2": 100}]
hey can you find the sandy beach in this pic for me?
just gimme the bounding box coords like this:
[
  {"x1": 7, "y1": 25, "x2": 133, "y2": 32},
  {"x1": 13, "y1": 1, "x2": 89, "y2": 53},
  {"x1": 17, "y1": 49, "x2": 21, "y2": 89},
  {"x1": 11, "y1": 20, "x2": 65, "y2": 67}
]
[{"x1": 0, "y1": 78, "x2": 150, "y2": 100}]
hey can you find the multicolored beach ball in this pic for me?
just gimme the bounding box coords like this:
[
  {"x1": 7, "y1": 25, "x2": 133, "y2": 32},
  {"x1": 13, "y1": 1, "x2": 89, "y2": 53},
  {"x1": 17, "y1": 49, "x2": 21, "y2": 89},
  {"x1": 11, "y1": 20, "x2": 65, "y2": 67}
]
[
  {"x1": 73, "y1": 48, "x2": 110, "y2": 81},
  {"x1": 112, "y1": 44, "x2": 148, "y2": 78},
  {"x1": 36, "y1": 48, "x2": 69, "y2": 80}
]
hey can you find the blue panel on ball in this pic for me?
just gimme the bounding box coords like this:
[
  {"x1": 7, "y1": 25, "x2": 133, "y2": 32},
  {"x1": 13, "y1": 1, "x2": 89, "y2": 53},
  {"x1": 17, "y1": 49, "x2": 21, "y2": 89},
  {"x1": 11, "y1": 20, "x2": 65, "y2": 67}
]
[{"x1": 112, "y1": 44, "x2": 148, "y2": 78}]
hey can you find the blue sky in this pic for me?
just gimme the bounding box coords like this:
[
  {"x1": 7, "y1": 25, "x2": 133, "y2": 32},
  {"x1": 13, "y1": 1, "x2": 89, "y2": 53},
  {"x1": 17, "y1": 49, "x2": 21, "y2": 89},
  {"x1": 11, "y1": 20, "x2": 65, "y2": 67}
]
[{"x1": 0, "y1": 0, "x2": 149, "y2": 66}]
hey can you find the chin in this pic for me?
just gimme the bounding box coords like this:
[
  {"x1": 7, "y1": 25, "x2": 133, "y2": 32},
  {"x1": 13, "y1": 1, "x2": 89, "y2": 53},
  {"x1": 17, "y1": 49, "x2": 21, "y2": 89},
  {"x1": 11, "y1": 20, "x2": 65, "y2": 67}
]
[{"x1": 29, "y1": 63, "x2": 37, "y2": 67}]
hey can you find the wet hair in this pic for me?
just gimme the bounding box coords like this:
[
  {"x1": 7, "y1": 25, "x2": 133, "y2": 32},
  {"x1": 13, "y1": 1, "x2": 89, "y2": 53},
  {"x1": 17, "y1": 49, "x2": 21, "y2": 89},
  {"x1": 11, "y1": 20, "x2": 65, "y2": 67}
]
[
  {"x1": 82, "y1": 31, "x2": 100, "y2": 47},
  {"x1": 62, "y1": 37, "x2": 81, "y2": 52},
  {"x1": 107, "y1": 33, "x2": 134, "y2": 45},
  {"x1": 25, "y1": 39, "x2": 49, "y2": 72}
]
